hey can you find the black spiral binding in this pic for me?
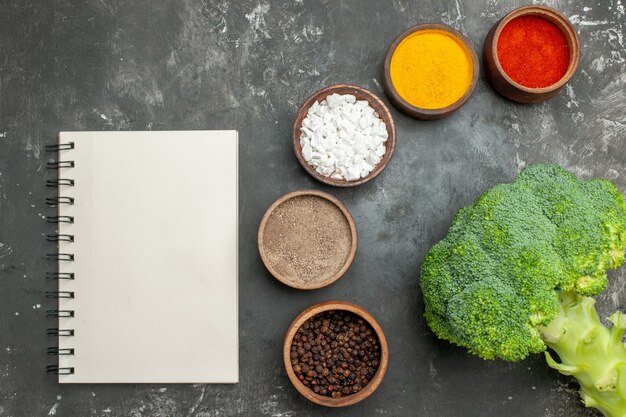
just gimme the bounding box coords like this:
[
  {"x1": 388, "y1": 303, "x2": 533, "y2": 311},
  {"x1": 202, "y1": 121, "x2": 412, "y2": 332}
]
[
  {"x1": 46, "y1": 141, "x2": 75, "y2": 375},
  {"x1": 46, "y1": 179, "x2": 75, "y2": 188},
  {"x1": 46, "y1": 197, "x2": 75, "y2": 206},
  {"x1": 46, "y1": 291, "x2": 75, "y2": 299},
  {"x1": 46, "y1": 234, "x2": 74, "y2": 242},
  {"x1": 47, "y1": 328, "x2": 74, "y2": 336},
  {"x1": 46, "y1": 253, "x2": 74, "y2": 261},
  {"x1": 47, "y1": 365, "x2": 75, "y2": 375},
  {"x1": 46, "y1": 272, "x2": 74, "y2": 280},
  {"x1": 47, "y1": 347, "x2": 75, "y2": 355},
  {"x1": 47, "y1": 161, "x2": 75, "y2": 169},
  {"x1": 46, "y1": 216, "x2": 74, "y2": 224},
  {"x1": 46, "y1": 310, "x2": 75, "y2": 318}
]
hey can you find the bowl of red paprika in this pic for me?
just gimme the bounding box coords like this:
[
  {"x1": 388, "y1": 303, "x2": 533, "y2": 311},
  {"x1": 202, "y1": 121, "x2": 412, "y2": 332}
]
[{"x1": 483, "y1": 5, "x2": 580, "y2": 104}]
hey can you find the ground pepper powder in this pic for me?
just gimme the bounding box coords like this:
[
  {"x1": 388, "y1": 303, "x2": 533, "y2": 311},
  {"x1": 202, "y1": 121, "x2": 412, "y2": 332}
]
[
  {"x1": 262, "y1": 195, "x2": 352, "y2": 285},
  {"x1": 497, "y1": 15, "x2": 570, "y2": 88}
]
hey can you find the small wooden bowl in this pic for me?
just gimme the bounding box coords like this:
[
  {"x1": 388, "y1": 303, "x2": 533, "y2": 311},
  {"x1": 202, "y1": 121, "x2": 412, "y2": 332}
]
[
  {"x1": 293, "y1": 84, "x2": 396, "y2": 187},
  {"x1": 483, "y1": 5, "x2": 580, "y2": 103},
  {"x1": 382, "y1": 24, "x2": 479, "y2": 120},
  {"x1": 283, "y1": 301, "x2": 389, "y2": 407},
  {"x1": 258, "y1": 190, "x2": 358, "y2": 290}
]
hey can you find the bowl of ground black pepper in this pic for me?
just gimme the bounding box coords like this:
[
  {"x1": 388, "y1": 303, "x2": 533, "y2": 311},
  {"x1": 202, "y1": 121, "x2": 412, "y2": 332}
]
[
  {"x1": 283, "y1": 301, "x2": 388, "y2": 407},
  {"x1": 258, "y1": 190, "x2": 357, "y2": 290},
  {"x1": 483, "y1": 5, "x2": 580, "y2": 103}
]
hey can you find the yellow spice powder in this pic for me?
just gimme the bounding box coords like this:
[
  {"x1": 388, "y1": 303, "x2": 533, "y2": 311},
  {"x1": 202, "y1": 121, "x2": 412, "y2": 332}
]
[{"x1": 390, "y1": 30, "x2": 473, "y2": 110}]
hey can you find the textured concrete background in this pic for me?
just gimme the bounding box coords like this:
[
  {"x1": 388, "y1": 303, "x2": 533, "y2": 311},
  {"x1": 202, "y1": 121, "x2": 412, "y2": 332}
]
[{"x1": 0, "y1": 0, "x2": 624, "y2": 416}]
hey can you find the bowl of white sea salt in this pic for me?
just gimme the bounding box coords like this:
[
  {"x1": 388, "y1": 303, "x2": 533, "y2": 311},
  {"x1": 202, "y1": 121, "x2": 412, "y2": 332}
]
[{"x1": 293, "y1": 84, "x2": 396, "y2": 187}]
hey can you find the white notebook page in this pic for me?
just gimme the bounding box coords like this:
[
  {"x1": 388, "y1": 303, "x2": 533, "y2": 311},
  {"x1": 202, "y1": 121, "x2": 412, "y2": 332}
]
[{"x1": 56, "y1": 131, "x2": 238, "y2": 383}]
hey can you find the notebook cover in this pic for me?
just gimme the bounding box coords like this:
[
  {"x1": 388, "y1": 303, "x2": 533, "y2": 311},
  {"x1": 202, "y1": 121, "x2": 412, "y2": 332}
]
[{"x1": 55, "y1": 130, "x2": 238, "y2": 383}]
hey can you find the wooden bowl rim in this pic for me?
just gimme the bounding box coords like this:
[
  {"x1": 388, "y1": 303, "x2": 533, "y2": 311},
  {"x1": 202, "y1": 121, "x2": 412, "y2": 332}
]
[
  {"x1": 382, "y1": 23, "x2": 480, "y2": 119},
  {"x1": 489, "y1": 5, "x2": 580, "y2": 93},
  {"x1": 283, "y1": 300, "x2": 389, "y2": 407},
  {"x1": 292, "y1": 84, "x2": 396, "y2": 187},
  {"x1": 257, "y1": 190, "x2": 358, "y2": 290}
]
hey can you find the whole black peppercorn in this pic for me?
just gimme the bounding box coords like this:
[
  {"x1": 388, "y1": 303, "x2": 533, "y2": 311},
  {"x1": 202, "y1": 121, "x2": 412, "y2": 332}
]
[{"x1": 291, "y1": 310, "x2": 381, "y2": 398}]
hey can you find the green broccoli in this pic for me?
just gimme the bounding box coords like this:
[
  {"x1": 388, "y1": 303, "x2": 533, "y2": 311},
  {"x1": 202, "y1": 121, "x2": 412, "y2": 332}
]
[{"x1": 420, "y1": 164, "x2": 626, "y2": 417}]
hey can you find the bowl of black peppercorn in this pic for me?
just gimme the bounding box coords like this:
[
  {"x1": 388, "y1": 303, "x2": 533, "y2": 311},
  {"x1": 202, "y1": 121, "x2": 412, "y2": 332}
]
[{"x1": 283, "y1": 300, "x2": 388, "y2": 407}]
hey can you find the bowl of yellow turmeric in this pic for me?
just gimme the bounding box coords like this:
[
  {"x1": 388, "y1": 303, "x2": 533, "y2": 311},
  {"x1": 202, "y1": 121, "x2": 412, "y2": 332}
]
[{"x1": 382, "y1": 23, "x2": 479, "y2": 120}]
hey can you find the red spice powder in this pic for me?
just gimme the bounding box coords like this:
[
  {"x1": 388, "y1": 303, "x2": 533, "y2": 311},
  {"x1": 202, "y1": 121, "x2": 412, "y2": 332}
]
[{"x1": 497, "y1": 15, "x2": 570, "y2": 88}]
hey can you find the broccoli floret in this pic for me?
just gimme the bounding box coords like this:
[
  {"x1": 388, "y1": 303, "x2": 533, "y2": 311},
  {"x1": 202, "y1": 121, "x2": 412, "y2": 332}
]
[{"x1": 420, "y1": 164, "x2": 626, "y2": 416}]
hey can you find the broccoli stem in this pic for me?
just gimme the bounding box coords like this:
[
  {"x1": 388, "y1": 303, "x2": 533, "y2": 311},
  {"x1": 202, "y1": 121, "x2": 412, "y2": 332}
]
[{"x1": 538, "y1": 292, "x2": 626, "y2": 417}]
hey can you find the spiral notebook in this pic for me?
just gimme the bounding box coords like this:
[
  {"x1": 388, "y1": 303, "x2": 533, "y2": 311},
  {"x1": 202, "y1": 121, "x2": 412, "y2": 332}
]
[{"x1": 46, "y1": 130, "x2": 238, "y2": 383}]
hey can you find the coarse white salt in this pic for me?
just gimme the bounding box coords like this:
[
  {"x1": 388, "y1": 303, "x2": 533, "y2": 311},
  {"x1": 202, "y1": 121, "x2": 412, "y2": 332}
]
[{"x1": 300, "y1": 93, "x2": 388, "y2": 181}]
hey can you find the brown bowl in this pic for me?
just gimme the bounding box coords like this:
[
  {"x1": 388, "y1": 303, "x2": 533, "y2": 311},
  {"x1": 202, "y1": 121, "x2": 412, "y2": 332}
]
[
  {"x1": 258, "y1": 190, "x2": 358, "y2": 290},
  {"x1": 382, "y1": 23, "x2": 479, "y2": 120},
  {"x1": 283, "y1": 301, "x2": 389, "y2": 407},
  {"x1": 483, "y1": 5, "x2": 580, "y2": 104},
  {"x1": 293, "y1": 84, "x2": 396, "y2": 187}
]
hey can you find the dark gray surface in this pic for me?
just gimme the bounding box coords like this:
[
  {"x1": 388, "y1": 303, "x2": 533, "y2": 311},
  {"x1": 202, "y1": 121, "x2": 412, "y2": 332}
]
[{"x1": 0, "y1": 0, "x2": 624, "y2": 416}]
